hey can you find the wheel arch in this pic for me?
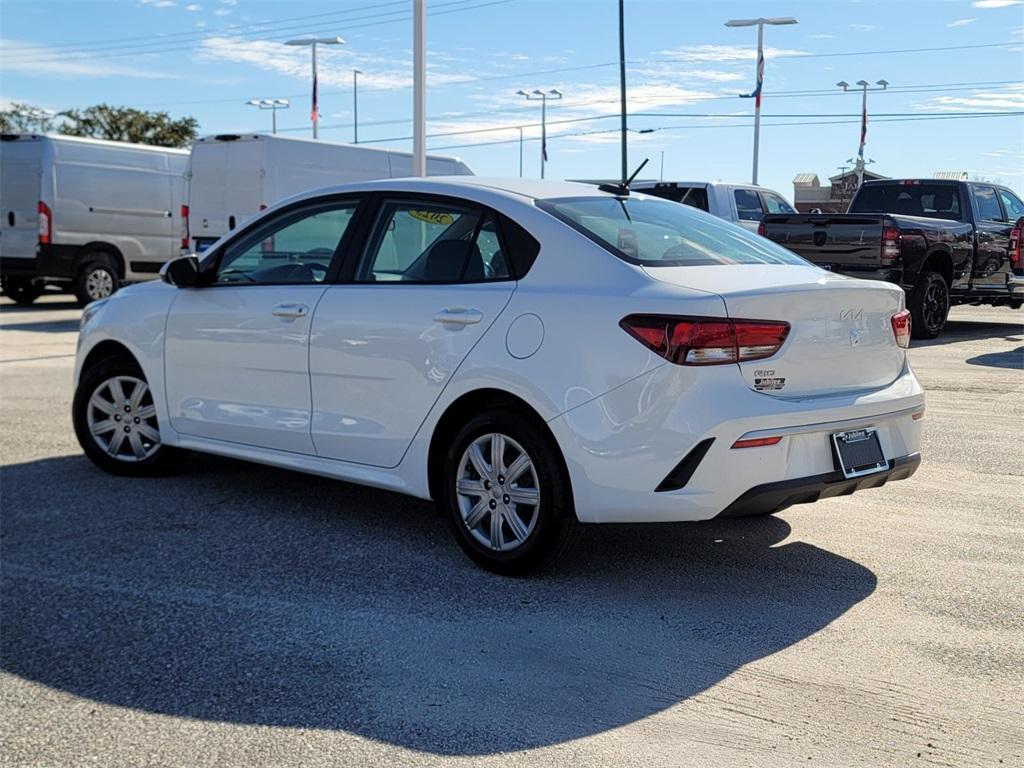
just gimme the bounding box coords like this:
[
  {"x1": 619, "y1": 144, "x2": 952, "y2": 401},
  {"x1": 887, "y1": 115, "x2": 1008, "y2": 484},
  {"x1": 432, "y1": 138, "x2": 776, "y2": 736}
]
[
  {"x1": 78, "y1": 242, "x2": 126, "y2": 278},
  {"x1": 426, "y1": 387, "x2": 574, "y2": 511},
  {"x1": 79, "y1": 339, "x2": 138, "y2": 378},
  {"x1": 918, "y1": 247, "x2": 953, "y2": 287}
]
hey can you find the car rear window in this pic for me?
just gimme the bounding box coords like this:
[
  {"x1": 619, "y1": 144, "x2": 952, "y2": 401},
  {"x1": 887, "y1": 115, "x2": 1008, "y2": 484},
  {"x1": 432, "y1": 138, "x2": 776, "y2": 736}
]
[
  {"x1": 538, "y1": 195, "x2": 808, "y2": 267},
  {"x1": 850, "y1": 183, "x2": 962, "y2": 220}
]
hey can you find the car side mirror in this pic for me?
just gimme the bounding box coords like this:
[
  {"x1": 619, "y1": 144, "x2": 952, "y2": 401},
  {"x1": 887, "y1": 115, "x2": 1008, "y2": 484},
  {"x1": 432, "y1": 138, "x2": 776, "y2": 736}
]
[{"x1": 160, "y1": 254, "x2": 202, "y2": 287}]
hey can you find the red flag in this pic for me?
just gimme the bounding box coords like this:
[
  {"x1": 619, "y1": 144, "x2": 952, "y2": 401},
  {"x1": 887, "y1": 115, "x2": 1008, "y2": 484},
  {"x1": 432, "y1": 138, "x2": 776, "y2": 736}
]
[{"x1": 311, "y1": 72, "x2": 319, "y2": 123}]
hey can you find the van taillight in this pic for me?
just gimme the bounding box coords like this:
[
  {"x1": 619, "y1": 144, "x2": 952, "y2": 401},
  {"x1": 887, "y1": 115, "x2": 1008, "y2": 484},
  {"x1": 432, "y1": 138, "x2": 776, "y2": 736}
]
[
  {"x1": 1010, "y1": 218, "x2": 1023, "y2": 272},
  {"x1": 881, "y1": 226, "x2": 901, "y2": 262},
  {"x1": 37, "y1": 201, "x2": 51, "y2": 245},
  {"x1": 180, "y1": 204, "x2": 189, "y2": 249},
  {"x1": 757, "y1": 220, "x2": 767, "y2": 237},
  {"x1": 891, "y1": 309, "x2": 911, "y2": 349},
  {"x1": 620, "y1": 315, "x2": 790, "y2": 366}
]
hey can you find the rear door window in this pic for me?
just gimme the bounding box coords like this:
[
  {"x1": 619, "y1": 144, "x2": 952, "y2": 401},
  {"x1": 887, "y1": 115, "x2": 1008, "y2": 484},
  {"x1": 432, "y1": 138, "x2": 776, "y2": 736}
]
[
  {"x1": 733, "y1": 188, "x2": 764, "y2": 221},
  {"x1": 761, "y1": 191, "x2": 796, "y2": 215},
  {"x1": 974, "y1": 186, "x2": 1004, "y2": 222}
]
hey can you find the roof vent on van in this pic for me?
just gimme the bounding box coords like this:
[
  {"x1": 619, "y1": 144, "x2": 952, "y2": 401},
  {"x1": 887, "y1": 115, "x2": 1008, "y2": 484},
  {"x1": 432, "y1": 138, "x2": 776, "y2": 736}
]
[
  {"x1": 213, "y1": 134, "x2": 241, "y2": 142},
  {"x1": 1, "y1": 134, "x2": 23, "y2": 142}
]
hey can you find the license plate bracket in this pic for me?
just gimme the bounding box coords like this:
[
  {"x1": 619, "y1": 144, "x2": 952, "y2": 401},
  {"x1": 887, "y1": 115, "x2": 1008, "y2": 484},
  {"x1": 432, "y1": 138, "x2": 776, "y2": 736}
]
[{"x1": 832, "y1": 427, "x2": 889, "y2": 479}]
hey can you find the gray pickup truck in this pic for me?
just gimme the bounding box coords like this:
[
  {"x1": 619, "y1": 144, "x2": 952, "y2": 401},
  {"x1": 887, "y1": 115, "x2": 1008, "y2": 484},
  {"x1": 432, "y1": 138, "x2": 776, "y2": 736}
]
[{"x1": 762, "y1": 179, "x2": 1024, "y2": 338}]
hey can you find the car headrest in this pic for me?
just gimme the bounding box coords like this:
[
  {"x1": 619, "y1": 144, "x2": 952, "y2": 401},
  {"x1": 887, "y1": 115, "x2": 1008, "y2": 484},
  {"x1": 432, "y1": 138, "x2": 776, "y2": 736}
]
[
  {"x1": 424, "y1": 239, "x2": 483, "y2": 281},
  {"x1": 932, "y1": 189, "x2": 954, "y2": 211}
]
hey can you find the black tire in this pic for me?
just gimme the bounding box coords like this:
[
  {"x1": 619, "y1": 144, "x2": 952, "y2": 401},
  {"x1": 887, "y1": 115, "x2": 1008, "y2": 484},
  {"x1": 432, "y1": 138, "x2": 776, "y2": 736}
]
[
  {"x1": 74, "y1": 254, "x2": 120, "y2": 307},
  {"x1": 73, "y1": 354, "x2": 186, "y2": 476},
  {"x1": 909, "y1": 270, "x2": 949, "y2": 339},
  {"x1": 2, "y1": 276, "x2": 44, "y2": 305},
  {"x1": 441, "y1": 409, "x2": 580, "y2": 575}
]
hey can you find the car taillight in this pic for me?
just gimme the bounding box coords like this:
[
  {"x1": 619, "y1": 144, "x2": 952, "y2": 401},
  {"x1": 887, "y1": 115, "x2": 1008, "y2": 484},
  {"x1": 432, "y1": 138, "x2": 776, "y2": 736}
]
[
  {"x1": 891, "y1": 309, "x2": 911, "y2": 349},
  {"x1": 881, "y1": 226, "x2": 901, "y2": 262},
  {"x1": 757, "y1": 220, "x2": 767, "y2": 237},
  {"x1": 1010, "y1": 218, "x2": 1023, "y2": 271},
  {"x1": 620, "y1": 315, "x2": 790, "y2": 366},
  {"x1": 180, "y1": 204, "x2": 189, "y2": 249},
  {"x1": 37, "y1": 201, "x2": 51, "y2": 245}
]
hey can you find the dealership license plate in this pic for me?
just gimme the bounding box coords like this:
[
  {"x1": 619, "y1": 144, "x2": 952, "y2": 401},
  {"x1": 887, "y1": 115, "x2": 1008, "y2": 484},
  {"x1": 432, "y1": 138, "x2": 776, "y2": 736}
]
[{"x1": 832, "y1": 428, "x2": 889, "y2": 479}]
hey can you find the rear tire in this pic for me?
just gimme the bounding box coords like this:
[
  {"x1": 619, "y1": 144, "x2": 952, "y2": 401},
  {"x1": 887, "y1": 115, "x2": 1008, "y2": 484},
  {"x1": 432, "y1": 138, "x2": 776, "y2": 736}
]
[
  {"x1": 2, "y1": 276, "x2": 44, "y2": 305},
  {"x1": 73, "y1": 354, "x2": 186, "y2": 476},
  {"x1": 909, "y1": 270, "x2": 949, "y2": 339},
  {"x1": 74, "y1": 254, "x2": 120, "y2": 307},
  {"x1": 441, "y1": 409, "x2": 579, "y2": 575}
]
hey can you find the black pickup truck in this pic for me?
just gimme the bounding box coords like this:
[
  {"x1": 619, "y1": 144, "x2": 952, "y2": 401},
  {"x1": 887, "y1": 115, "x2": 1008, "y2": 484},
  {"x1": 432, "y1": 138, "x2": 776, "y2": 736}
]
[{"x1": 762, "y1": 179, "x2": 1024, "y2": 338}]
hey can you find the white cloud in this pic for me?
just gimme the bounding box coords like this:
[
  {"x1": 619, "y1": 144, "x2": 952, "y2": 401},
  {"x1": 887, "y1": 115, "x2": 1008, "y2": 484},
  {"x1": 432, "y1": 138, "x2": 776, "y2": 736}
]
[
  {"x1": 196, "y1": 20, "x2": 206, "y2": 28},
  {"x1": 139, "y1": 0, "x2": 176, "y2": 6},
  {"x1": 0, "y1": 38, "x2": 182, "y2": 80},
  {"x1": 916, "y1": 83, "x2": 1024, "y2": 112},
  {"x1": 849, "y1": 24, "x2": 876, "y2": 31},
  {"x1": 808, "y1": 34, "x2": 835, "y2": 39},
  {"x1": 947, "y1": 18, "x2": 977, "y2": 27},
  {"x1": 657, "y1": 44, "x2": 808, "y2": 62},
  {"x1": 186, "y1": 3, "x2": 202, "y2": 10},
  {"x1": 220, "y1": 0, "x2": 238, "y2": 4},
  {"x1": 972, "y1": 0, "x2": 1022, "y2": 7},
  {"x1": 213, "y1": 8, "x2": 231, "y2": 15}
]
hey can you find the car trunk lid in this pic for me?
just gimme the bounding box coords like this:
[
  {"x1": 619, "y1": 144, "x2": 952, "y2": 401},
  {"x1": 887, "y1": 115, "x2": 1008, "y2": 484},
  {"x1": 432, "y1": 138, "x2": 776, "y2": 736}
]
[{"x1": 642, "y1": 263, "x2": 906, "y2": 398}]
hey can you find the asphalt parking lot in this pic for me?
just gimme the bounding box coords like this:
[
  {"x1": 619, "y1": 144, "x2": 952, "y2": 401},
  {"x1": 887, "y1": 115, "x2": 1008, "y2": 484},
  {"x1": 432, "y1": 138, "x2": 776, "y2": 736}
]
[{"x1": 1, "y1": 294, "x2": 1021, "y2": 767}]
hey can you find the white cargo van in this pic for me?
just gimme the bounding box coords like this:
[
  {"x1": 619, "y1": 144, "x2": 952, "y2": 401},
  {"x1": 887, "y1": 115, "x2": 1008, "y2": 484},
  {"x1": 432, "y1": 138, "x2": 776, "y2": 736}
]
[
  {"x1": 0, "y1": 134, "x2": 188, "y2": 305},
  {"x1": 186, "y1": 133, "x2": 473, "y2": 251}
]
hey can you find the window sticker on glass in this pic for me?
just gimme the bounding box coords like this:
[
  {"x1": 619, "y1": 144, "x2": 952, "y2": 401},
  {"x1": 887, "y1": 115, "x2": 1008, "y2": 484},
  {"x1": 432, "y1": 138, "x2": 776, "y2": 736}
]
[{"x1": 409, "y1": 210, "x2": 455, "y2": 226}]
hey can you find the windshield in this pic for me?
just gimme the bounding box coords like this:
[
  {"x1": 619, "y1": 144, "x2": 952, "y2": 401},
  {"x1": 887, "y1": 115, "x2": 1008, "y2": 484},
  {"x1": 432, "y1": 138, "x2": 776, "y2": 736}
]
[
  {"x1": 850, "y1": 183, "x2": 962, "y2": 220},
  {"x1": 538, "y1": 195, "x2": 808, "y2": 267}
]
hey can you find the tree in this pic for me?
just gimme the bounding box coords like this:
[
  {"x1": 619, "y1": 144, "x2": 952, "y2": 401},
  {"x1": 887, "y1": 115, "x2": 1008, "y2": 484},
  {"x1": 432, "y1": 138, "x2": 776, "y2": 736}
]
[
  {"x1": 0, "y1": 102, "x2": 57, "y2": 133},
  {"x1": 58, "y1": 104, "x2": 198, "y2": 148}
]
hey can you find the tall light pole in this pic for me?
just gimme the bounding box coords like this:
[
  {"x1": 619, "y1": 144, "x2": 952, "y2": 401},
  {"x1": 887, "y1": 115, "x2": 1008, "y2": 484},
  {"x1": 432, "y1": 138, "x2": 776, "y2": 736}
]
[
  {"x1": 285, "y1": 36, "x2": 345, "y2": 140},
  {"x1": 725, "y1": 16, "x2": 798, "y2": 185},
  {"x1": 518, "y1": 126, "x2": 524, "y2": 177},
  {"x1": 837, "y1": 79, "x2": 888, "y2": 188},
  {"x1": 353, "y1": 69, "x2": 362, "y2": 143},
  {"x1": 413, "y1": 0, "x2": 426, "y2": 176},
  {"x1": 245, "y1": 99, "x2": 290, "y2": 134},
  {"x1": 617, "y1": 0, "x2": 627, "y2": 185},
  {"x1": 517, "y1": 88, "x2": 562, "y2": 179}
]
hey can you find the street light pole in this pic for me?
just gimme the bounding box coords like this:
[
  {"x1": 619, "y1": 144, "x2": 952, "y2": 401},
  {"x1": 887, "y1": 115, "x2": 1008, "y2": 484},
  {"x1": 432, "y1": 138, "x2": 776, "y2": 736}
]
[
  {"x1": 246, "y1": 99, "x2": 290, "y2": 134},
  {"x1": 413, "y1": 0, "x2": 426, "y2": 176},
  {"x1": 837, "y1": 79, "x2": 888, "y2": 187},
  {"x1": 517, "y1": 88, "x2": 562, "y2": 179},
  {"x1": 285, "y1": 36, "x2": 345, "y2": 140},
  {"x1": 353, "y1": 69, "x2": 362, "y2": 143},
  {"x1": 518, "y1": 126, "x2": 524, "y2": 178},
  {"x1": 725, "y1": 16, "x2": 798, "y2": 185}
]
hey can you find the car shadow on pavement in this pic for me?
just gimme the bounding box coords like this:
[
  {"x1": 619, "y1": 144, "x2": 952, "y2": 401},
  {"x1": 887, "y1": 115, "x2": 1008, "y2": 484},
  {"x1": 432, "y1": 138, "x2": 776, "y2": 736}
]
[
  {"x1": 1, "y1": 453, "x2": 877, "y2": 756},
  {"x1": 0, "y1": 318, "x2": 80, "y2": 333},
  {"x1": 913, "y1": 317, "x2": 1023, "y2": 348},
  {"x1": 0, "y1": 299, "x2": 80, "y2": 314},
  {"x1": 965, "y1": 345, "x2": 1024, "y2": 370}
]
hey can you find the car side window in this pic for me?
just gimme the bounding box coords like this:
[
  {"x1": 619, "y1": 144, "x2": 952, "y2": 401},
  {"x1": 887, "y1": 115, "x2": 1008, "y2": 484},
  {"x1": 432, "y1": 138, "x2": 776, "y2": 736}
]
[
  {"x1": 734, "y1": 188, "x2": 764, "y2": 221},
  {"x1": 761, "y1": 192, "x2": 796, "y2": 214},
  {"x1": 998, "y1": 189, "x2": 1024, "y2": 220},
  {"x1": 359, "y1": 199, "x2": 512, "y2": 283},
  {"x1": 215, "y1": 201, "x2": 358, "y2": 285},
  {"x1": 973, "y1": 186, "x2": 1004, "y2": 223}
]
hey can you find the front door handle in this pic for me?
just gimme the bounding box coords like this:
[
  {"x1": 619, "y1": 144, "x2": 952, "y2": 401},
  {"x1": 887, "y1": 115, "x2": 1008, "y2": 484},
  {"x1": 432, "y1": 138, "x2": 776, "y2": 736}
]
[
  {"x1": 272, "y1": 303, "x2": 309, "y2": 319},
  {"x1": 434, "y1": 307, "x2": 483, "y2": 326}
]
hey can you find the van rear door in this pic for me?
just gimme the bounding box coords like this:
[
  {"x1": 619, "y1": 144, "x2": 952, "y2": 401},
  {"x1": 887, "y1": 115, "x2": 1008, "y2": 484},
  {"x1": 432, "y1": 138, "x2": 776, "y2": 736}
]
[
  {"x1": 0, "y1": 137, "x2": 43, "y2": 263},
  {"x1": 188, "y1": 138, "x2": 262, "y2": 249}
]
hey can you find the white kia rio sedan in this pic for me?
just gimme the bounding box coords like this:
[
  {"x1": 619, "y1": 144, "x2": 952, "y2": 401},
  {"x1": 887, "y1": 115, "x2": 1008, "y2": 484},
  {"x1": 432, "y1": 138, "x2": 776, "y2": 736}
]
[{"x1": 73, "y1": 178, "x2": 924, "y2": 573}]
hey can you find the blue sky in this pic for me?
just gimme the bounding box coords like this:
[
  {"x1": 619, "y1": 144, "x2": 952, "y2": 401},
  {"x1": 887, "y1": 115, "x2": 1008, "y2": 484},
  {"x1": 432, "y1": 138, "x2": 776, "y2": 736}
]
[{"x1": 2, "y1": 0, "x2": 1023, "y2": 198}]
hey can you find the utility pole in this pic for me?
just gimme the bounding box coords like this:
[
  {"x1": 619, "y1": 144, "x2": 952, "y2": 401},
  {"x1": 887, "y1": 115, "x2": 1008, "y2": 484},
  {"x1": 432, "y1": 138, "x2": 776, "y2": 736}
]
[
  {"x1": 660, "y1": 150, "x2": 665, "y2": 181},
  {"x1": 286, "y1": 37, "x2": 345, "y2": 140},
  {"x1": 837, "y1": 79, "x2": 888, "y2": 188},
  {"x1": 518, "y1": 126, "x2": 524, "y2": 178},
  {"x1": 353, "y1": 69, "x2": 362, "y2": 143},
  {"x1": 725, "y1": 16, "x2": 798, "y2": 185},
  {"x1": 618, "y1": 0, "x2": 627, "y2": 185},
  {"x1": 245, "y1": 99, "x2": 289, "y2": 134},
  {"x1": 413, "y1": 0, "x2": 426, "y2": 176},
  {"x1": 517, "y1": 89, "x2": 562, "y2": 178}
]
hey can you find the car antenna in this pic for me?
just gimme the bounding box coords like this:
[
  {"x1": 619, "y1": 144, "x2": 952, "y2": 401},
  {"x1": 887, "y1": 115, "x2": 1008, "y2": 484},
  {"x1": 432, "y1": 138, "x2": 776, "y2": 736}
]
[{"x1": 598, "y1": 158, "x2": 649, "y2": 196}]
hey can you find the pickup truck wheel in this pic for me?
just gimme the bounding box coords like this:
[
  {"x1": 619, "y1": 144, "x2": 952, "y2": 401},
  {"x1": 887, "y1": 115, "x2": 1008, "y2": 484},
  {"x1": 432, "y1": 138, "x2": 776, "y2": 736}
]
[
  {"x1": 910, "y1": 270, "x2": 949, "y2": 339},
  {"x1": 74, "y1": 254, "x2": 120, "y2": 307},
  {"x1": 1, "y1": 276, "x2": 44, "y2": 305}
]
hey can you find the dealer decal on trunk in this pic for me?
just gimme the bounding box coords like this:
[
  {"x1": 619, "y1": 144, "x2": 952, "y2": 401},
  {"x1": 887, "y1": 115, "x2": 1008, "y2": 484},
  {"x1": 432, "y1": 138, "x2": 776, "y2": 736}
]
[{"x1": 753, "y1": 369, "x2": 787, "y2": 391}]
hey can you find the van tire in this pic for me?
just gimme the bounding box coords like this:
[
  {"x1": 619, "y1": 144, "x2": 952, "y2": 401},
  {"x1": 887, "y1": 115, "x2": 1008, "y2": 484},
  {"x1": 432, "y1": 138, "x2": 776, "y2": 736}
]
[
  {"x1": 909, "y1": 270, "x2": 949, "y2": 339},
  {"x1": 1, "y1": 276, "x2": 44, "y2": 305},
  {"x1": 75, "y1": 254, "x2": 120, "y2": 306}
]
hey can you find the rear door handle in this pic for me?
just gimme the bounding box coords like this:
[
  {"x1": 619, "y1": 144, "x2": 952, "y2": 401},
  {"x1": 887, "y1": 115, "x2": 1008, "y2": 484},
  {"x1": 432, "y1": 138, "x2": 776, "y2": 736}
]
[
  {"x1": 434, "y1": 307, "x2": 483, "y2": 326},
  {"x1": 272, "y1": 303, "x2": 309, "y2": 318}
]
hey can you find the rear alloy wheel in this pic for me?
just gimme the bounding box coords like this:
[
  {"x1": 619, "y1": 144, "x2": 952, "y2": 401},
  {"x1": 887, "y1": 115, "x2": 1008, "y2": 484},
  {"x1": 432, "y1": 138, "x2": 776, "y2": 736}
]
[
  {"x1": 2, "y1": 276, "x2": 44, "y2": 305},
  {"x1": 75, "y1": 256, "x2": 120, "y2": 306},
  {"x1": 73, "y1": 355, "x2": 185, "y2": 476},
  {"x1": 909, "y1": 270, "x2": 949, "y2": 339},
  {"x1": 442, "y1": 410, "x2": 579, "y2": 575}
]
